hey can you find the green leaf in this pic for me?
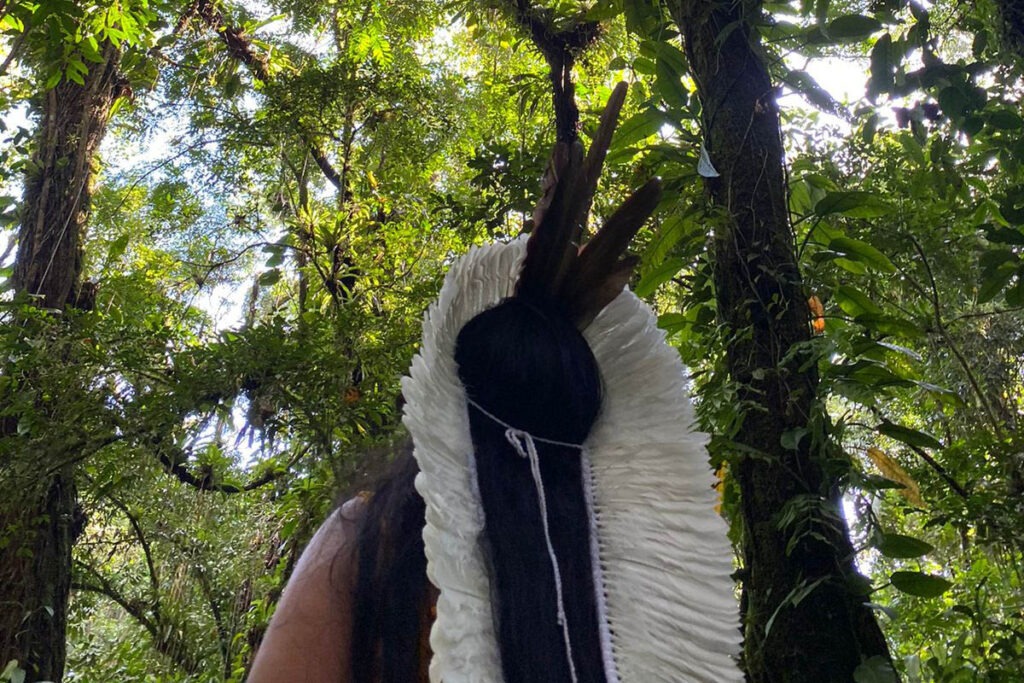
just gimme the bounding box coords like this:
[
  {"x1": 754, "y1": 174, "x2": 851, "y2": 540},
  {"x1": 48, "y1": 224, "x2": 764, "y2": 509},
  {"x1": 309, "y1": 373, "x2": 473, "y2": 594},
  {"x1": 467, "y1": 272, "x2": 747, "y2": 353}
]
[
  {"x1": 834, "y1": 284, "x2": 883, "y2": 317},
  {"x1": 781, "y1": 427, "x2": 808, "y2": 450},
  {"x1": 634, "y1": 257, "x2": 685, "y2": 298},
  {"x1": 1003, "y1": 280, "x2": 1024, "y2": 307},
  {"x1": 859, "y1": 475, "x2": 909, "y2": 492},
  {"x1": 828, "y1": 237, "x2": 896, "y2": 273},
  {"x1": 864, "y1": 602, "x2": 898, "y2": 620},
  {"x1": 861, "y1": 111, "x2": 880, "y2": 144},
  {"x1": 655, "y1": 57, "x2": 689, "y2": 109},
  {"x1": 1000, "y1": 189, "x2": 1024, "y2": 224},
  {"x1": 854, "y1": 313, "x2": 922, "y2": 338},
  {"x1": 643, "y1": 40, "x2": 688, "y2": 77},
  {"x1": 782, "y1": 69, "x2": 847, "y2": 118},
  {"x1": 223, "y1": 73, "x2": 243, "y2": 98},
  {"x1": 107, "y1": 234, "x2": 130, "y2": 261},
  {"x1": 854, "y1": 656, "x2": 899, "y2": 683},
  {"x1": 612, "y1": 108, "x2": 666, "y2": 149},
  {"x1": 815, "y1": 191, "x2": 894, "y2": 218},
  {"x1": 843, "y1": 360, "x2": 911, "y2": 387},
  {"x1": 978, "y1": 262, "x2": 1016, "y2": 303},
  {"x1": 979, "y1": 248, "x2": 1016, "y2": 269},
  {"x1": 989, "y1": 109, "x2": 1024, "y2": 130},
  {"x1": 874, "y1": 533, "x2": 935, "y2": 559},
  {"x1": 983, "y1": 225, "x2": 1024, "y2": 245},
  {"x1": 263, "y1": 245, "x2": 286, "y2": 268},
  {"x1": 875, "y1": 341, "x2": 923, "y2": 362},
  {"x1": 586, "y1": 0, "x2": 624, "y2": 21},
  {"x1": 890, "y1": 570, "x2": 953, "y2": 598},
  {"x1": 1005, "y1": 279, "x2": 1024, "y2": 306},
  {"x1": 938, "y1": 86, "x2": 970, "y2": 119},
  {"x1": 835, "y1": 257, "x2": 869, "y2": 275},
  {"x1": 868, "y1": 33, "x2": 894, "y2": 98},
  {"x1": 827, "y1": 14, "x2": 883, "y2": 40},
  {"x1": 657, "y1": 312, "x2": 687, "y2": 334},
  {"x1": 247, "y1": 12, "x2": 287, "y2": 32},
  {"x1": 1, "y1": 14, "x2": 25, "y2": 31},
  {"x1": 973, "y1": 28, "x2": 990, "y2": 57},
  {"x1": 643, "y1": 215, "x2": 689, "y2": 265},
  {"x1": 632, "y1": 56, "x2": 656, "y2": 75},
  {"x1": 911, "y1": 381, "x2": 958, "y2": 401},
  {"x1": 962, "y1": 115, "x2": 985, "y2": 137},
  {"x1": 878, "y1": 422, "x2": 942, "y2": 450},
  {"x1": 258, "y1": 269, "x2": 282, "y2": 287}
]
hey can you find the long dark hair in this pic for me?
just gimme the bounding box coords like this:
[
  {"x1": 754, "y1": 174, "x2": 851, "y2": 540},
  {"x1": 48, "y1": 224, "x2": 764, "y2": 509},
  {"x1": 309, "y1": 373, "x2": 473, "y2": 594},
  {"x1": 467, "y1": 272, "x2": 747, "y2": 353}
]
[
  {"x1": 350, "y1": 443, "x2": 429, "y2": 682},
  {"x1": 351, "y1": 297, "x2": 608, "y2": 683}
]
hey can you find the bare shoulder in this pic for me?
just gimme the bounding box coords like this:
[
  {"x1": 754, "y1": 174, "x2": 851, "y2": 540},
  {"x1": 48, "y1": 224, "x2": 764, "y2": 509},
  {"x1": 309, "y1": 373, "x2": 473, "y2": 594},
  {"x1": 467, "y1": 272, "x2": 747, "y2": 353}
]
[{"x1": 248, "y1": 498, "x2": 367, "y2": 682}]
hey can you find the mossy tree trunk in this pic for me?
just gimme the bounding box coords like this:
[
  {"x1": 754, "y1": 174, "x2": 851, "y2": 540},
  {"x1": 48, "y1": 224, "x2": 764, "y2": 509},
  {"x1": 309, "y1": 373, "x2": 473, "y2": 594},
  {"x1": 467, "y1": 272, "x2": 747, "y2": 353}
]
[
  {"x1": 1, "y1": 42, "x2": 123, "y2": 682},
  {"x1": 664, "y1": 1, "x2": 896, "y2": 680}
]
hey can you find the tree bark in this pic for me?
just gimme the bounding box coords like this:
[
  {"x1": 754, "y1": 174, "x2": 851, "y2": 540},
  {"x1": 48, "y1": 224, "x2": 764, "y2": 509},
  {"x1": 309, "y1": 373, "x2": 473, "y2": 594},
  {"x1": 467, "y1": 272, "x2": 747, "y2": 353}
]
[
  {"x1": 1, "y1": 42, "x2": 123, "y2": 682},
  {"x1": 12, "y1": 43, "x2": 124, "y2": 309},
  {"x1": 665, "y1": 1, "x2": 895, "y2": 680}
]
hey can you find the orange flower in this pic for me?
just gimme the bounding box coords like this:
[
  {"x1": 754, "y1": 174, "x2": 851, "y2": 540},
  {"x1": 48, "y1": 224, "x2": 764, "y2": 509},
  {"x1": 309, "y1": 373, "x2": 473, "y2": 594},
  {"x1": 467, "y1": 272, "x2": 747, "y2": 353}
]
[{"x1": 808, "y1": 295, "x2": 825, "y2": 334}]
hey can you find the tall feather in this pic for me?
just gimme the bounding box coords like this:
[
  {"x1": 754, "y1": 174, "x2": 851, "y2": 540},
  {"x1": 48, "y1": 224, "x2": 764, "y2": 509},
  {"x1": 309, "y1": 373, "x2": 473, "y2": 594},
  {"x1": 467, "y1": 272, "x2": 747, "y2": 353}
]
[
  {"x1": 517, "y1": 82, "x2": 661, "y2": 328},
  {"x1": 517, "y1": 141, "x2": 583, "y2": 303}
]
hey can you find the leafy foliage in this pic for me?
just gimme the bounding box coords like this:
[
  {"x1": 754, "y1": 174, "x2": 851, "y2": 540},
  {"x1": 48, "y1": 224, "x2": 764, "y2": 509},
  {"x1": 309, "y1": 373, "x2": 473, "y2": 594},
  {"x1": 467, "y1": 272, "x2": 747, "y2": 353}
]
[{"x1": 3, "y1": 0, "x2": 1024, "y2": 679}]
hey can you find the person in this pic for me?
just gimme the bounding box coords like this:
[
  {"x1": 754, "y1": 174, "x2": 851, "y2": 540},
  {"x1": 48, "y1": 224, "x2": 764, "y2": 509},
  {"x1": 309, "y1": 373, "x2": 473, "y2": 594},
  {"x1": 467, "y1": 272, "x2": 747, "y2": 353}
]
[{"x1": 249, "y1": 85, "x2": 741, "y2": 682}]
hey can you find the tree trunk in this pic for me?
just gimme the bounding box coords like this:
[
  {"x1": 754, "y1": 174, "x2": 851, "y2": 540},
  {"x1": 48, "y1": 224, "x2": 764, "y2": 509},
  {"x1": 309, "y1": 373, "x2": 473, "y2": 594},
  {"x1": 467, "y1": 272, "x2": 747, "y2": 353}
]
[
  {"x1": 1, "y1": 42, "x2": 123, "y2": 682},
  {"x1": 12, "y1": 43, "x2": 123, "y2": 309},
  {"x1": 665, "y1": 1, "x2": 895, "y2": 680}
]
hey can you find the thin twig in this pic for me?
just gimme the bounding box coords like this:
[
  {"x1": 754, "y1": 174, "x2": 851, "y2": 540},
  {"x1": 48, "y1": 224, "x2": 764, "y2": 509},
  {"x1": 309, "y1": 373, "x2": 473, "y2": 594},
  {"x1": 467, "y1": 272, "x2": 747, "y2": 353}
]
[
  {"x1": 904, "y1": 440, "x2": 970, "y2": 499},
  {"x1": 947, "y1": 306, "x2": 1024, "y2": 325},
  {"x1": 110, "y1": 136, "x2": 271, "y2": 216},
  {"x1": 0, "y1": 31, "x2": 25, "y2": 78},
  {"x1": 92, "y1": 481, "x2": 163, "y2": 613},
  {"x1": 908, "y1": 235, "x2": 1003, "y2": 437}
]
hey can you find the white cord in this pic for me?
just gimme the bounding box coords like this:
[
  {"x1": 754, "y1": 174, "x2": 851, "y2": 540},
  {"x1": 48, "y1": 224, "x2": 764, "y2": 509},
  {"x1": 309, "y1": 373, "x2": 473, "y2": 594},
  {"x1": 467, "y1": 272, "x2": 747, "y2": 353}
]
[{"x1": 467, "y1": 398, "x2": 580, "y2": 683}]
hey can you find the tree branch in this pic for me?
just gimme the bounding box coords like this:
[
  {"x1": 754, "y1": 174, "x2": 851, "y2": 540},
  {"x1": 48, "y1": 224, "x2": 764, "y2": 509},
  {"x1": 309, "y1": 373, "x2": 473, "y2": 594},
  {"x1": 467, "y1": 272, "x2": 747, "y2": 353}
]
[
  {"x1": 72, "y1": 561, "x2": 156, "y2": 636},
  {"x1": 96, "y1": 486, "x2": 162, "y2": 607},
  {"x1": 496, "y1": 0, "x2": 602, "y2": 143},
  {"x1": 305, "y1": 135, "x2": 343, "y2": 189},
  {"x1": 193, "y1": 0, "x2": 344, "y2": 188},
  {"x1": 71, "y1": 568, "x2": 201, "y2": 672},
  {"x1": 0, "y1": 31, "x2": 25, "y2": 79},
  {"x1": 906, "y1": 236, "x2": 1004, "y2": 437},
  {"x1": 905, "y1": 440, "x2": 970, "y2": 499},
  {"x1": 190, "y1": 562, "x2": 231, "y2": 674},
  {"x1": 158, "y1": 443, "x2": 310, "y2": 494}
]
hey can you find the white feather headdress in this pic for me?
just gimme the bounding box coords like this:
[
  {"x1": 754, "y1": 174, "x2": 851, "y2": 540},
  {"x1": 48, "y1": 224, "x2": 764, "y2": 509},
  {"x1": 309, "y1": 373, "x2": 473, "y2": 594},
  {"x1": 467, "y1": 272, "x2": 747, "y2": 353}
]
[{"x1": 401, "y1": 236, "x2": 742, "y2": 682}]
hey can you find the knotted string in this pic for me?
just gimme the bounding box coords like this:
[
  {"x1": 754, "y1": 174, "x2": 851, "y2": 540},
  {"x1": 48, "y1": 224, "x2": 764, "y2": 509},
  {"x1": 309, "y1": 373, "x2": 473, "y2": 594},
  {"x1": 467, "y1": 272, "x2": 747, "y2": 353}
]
[{"x1": 466, "y1": 397, "x2": 581, "y2": 683}]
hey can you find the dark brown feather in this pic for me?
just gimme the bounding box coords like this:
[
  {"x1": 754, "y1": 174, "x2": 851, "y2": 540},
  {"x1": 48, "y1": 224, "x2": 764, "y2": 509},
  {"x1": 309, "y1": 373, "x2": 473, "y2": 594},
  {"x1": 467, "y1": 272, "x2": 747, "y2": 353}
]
[
  {"x1": 516, "y1": 83, "x2": 659, "y2": 328},
  {"x1": 517, "y1": 142, "x2": 583, "y2": 301},
  {"x1": 565, "y1": 179, "x2": 662, "y2": 325}
]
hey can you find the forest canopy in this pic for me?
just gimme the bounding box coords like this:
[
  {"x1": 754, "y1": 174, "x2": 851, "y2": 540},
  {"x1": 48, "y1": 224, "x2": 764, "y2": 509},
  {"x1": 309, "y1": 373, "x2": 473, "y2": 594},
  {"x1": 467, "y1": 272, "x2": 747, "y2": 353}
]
[{"x1": 1, "y1": 0, "x2": 1023, "y2": 681}]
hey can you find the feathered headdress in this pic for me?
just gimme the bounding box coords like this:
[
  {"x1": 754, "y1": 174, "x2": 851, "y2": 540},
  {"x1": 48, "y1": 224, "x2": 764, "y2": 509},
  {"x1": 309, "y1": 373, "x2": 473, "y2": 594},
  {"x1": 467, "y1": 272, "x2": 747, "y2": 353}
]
[{"x1": 402, "y1": 84, "x2": 741, "y2": 682}]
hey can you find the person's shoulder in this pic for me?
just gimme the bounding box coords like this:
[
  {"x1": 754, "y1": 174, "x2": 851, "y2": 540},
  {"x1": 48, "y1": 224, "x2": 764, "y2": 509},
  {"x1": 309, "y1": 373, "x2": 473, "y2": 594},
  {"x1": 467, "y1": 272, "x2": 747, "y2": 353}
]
[
  {"x1": 338, "y1": 493, "x2": 369, "y2": 526},
  {"x1": 319, "y1": 497, "x2": 368, "y2": 557},
  {"x1": 247, "y1": 498, "x2": 368, "y2": 682}
]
